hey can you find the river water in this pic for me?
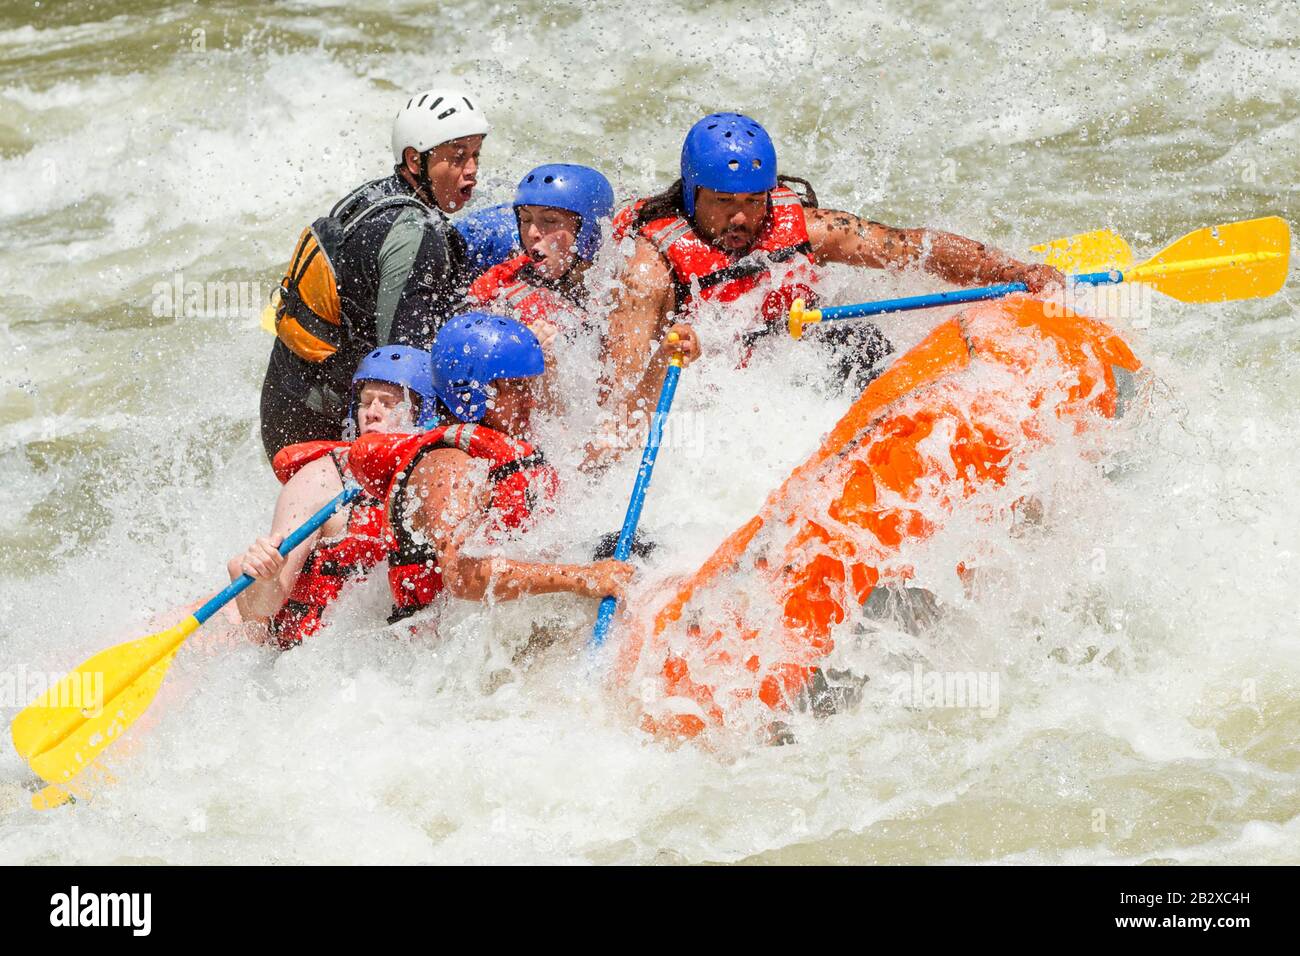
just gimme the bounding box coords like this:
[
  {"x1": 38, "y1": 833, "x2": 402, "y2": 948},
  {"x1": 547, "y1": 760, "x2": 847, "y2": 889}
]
[{"x1": 1, "y1": 0, "x2": 1297, "y2": 864}]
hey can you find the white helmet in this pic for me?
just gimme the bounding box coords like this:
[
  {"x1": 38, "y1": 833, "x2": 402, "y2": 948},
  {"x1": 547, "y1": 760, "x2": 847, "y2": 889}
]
[{"x1": 391, "y1": 88, "x2": 490, "y2": 164}]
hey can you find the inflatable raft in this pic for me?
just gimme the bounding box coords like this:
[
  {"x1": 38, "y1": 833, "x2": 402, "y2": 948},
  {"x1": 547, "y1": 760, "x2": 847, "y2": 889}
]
[{"x1": 615, "y1": 295, "x2": 1143, "y2": 739}]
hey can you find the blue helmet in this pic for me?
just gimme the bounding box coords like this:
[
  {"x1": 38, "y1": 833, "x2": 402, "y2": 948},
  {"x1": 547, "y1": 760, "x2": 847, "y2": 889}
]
[
  {"x1": 513, "y1": 164, "x2": 615, "y2": 261},
  {"x1": 430, "y1": 311, "x2": 544, "y2": 423},
  {"x1": 454, "y1": 203, "x2": 520, "y2": 273},
  {"x1": 680, "y1": 113, "x2": 778, "y2": 218},
  {"x1": 349, "y1": 344, "x2": 438, "y2": 430}
]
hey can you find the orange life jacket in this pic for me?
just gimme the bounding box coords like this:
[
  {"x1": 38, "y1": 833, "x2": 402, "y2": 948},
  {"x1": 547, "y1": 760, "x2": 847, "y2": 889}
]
[
  {"x1": 348, "y1": 424, "x2": 559, "y2": 620},
  {"x1": 614, "y1": 186, "x2": 820, "y2": 343},
  {"x1": 270, "y1": 184, "x2": 427, "y2": 364},
  {"x1": 468, "y1": 253, "x2": 581, "y2": 329},
  {"x1": 266, "y1": 441, "x2": 391, "y2": 649}
]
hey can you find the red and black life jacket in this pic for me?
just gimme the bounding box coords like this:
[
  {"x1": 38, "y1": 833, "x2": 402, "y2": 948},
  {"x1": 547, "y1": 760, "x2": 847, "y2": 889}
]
[
  {"x1": 468, "y1": 253, "x2": 585, "y2": 330},
  {"x1": 612, "y1": 186, "x2": 820, "y2": 346},
  {"x1": 267, "y1": 440, "x2": 392, "y2": 649},
  {"x1": 348, "y1": 424, "x2": 559, "y2": 621}
]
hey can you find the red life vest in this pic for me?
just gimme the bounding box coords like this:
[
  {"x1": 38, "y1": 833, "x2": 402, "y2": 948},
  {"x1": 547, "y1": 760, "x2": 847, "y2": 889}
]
[
  {"x1": 348, "y1": 423, "x2": 559, "y2": 620},
  {"x1": 271, "y1": 439, "x2": 349, "y2": 484},
  {"x1": 616, "y1": 186, "x2": 820, "y2": 343},
  {"x1": 609, "y1": 202, "x2": 639, "y2": 243},
  {"x1": 468, "y1": 253, "x2": 582, "y2": 329},
  {"x1": 267, "y1": 441, "x2": 392, "y2": 649}
]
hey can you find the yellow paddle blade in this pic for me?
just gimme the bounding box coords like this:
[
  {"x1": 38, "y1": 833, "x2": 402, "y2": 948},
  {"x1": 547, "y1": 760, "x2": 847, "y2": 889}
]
[
  {"x1": 1128, "y1": 216, "x2": 1291, "y2": 302},
  {"x1": 1032, "y1": 229, "x2": 1134, "y2": 273},
  {"x1": 32, "y1": 784, "x2": 75, "y2": 811},
  {"x1": 30, "y1": 762, "x2": 116, "y2": 810},
  {"x1": 10, "y1": 617, "x2": 198, "y2": 784},
  {"x1": 259, "y1": 301, "x2": 277, "y2": 334}
]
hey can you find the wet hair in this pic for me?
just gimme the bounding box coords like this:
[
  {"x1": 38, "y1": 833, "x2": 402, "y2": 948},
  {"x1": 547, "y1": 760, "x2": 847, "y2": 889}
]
[
  {"x1": 779, "y1": 175, "x2": 818, "y2": 207},
  {"x1": 634, "y1": 174, "x2": 819, "y2": 227},
  {"x1": 431, "y1": 396, "x2": 458, "y2": 426},
  {"x1": 634, "y1": 179, "x2": 687, "y2": 226}
]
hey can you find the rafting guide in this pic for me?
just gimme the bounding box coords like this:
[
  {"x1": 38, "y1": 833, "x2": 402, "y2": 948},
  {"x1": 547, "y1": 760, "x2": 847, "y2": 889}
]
[{"x1": 260, "y1": 87, "x2": 488, "y2": 462}]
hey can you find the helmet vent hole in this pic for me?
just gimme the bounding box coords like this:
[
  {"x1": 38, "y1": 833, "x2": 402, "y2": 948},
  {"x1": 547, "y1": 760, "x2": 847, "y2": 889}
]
[
  {"x1": 724, "y1": 131, "x2": 732, "y2": 138},
  {"x1": 463, "y1": 96, "x2": 475, "y2": 109},
  {"x1": 752, "y1": 158, "x2": 762, "y2": 169},
  {"x1": 544, "y1": 175, "x2": 554, "y2": 183},
  {"x1": 746, "y1": 130, "x2": 755, "y2": 137},
  {"x1": 707, "y1": 124, "x2": 717, "y2": 130},
  {"x1": 526, "y1": 174, "x2": 535, "y2": 182},
  {"x1": 727, "y1": 159, "x2": 740, "y2": 171},
  {"x1": 437, "y1": 107, "x2": 456, "y2": 120},
  {"x1": 417, "y1": 94, "x2": 428, "y2": 107},
  {"x1": 429, "y1": 96, "x2": 444, "y2": 111}
]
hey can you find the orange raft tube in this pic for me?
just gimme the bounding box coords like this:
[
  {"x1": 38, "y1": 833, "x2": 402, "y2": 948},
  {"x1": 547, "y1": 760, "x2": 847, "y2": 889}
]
[{"x1": 613, "y1": 295, "x2": 1143, "y2": 739}]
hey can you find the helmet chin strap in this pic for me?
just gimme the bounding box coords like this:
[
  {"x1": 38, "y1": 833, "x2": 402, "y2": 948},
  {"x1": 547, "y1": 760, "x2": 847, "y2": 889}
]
[{"x1": 397, "y1": 148, "x2": 438, "y2": 207}]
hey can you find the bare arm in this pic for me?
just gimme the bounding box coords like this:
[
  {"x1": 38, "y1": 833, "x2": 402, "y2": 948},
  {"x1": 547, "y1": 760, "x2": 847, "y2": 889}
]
[
  {"x1": 449, "y1": 552, "x2": 632, "y2": 602},
  {"x1": 805, "y1": 207, "x2": 1062, "y2": 292},
  {"x1": 527, "y1": 318, "x2": 566, "y2": 418},
  {"x1": 587, "y1": 238, "x2": 700, "y2": 470},
  {"x1": 403, "y1": 449, "x2": 633, "y2": 602},
  {"x1": 598, "y1": 237, "x2": 678, "y2": 413},
  {"x1": 227, "y1": 457, "x2": 345, "y2": 624}
]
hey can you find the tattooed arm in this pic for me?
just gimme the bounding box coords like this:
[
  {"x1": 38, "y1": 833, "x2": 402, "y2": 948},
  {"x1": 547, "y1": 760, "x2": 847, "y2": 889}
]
[{"x1": 804, "y1": 207, "x2": 1062, "y2": 293}]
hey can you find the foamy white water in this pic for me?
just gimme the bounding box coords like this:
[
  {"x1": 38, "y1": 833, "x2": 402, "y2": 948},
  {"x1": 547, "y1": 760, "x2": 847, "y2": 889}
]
[{"x1": 1, "y1": 0, "x2": 1296, "y2": 864}]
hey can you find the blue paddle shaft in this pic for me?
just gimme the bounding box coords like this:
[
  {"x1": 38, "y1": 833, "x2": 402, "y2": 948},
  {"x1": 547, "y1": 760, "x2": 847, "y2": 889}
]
[
  {"x1": 591, "y1": 363, "x2": 683, "y2": 647},
  {"x1": 816, "y1": 271, "x2": 1124, "y2": 323},
  {"x1": 1072, "y1": 270, "x2": 1125, "y2": 286},
  {"x1": 192, "y1": 485, "x2": 362, "y2": 625}
]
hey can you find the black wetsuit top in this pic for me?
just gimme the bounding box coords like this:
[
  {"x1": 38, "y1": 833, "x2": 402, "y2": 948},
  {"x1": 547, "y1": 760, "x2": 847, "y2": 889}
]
[{"x1": 260, "y1": 174, "x2": 470, "y2": 461}]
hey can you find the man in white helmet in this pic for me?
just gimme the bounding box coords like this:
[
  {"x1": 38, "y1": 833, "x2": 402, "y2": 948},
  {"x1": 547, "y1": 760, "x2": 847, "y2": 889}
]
[{"x1": 260, "y1": 88, "x2": 490, "y2": 461}]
